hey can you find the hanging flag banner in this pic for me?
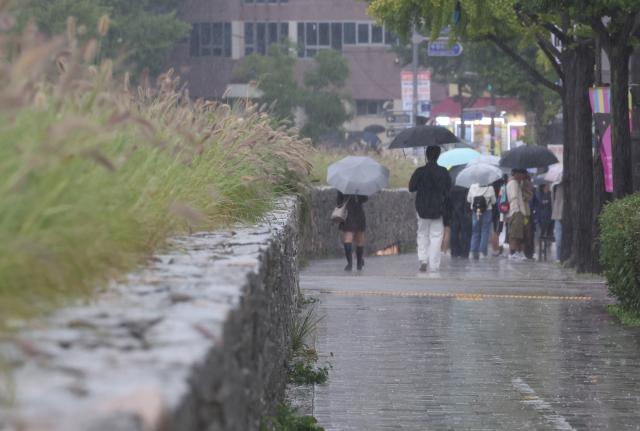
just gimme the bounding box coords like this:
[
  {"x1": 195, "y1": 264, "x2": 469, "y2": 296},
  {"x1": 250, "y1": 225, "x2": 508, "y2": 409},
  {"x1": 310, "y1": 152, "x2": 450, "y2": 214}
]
[
  {"x1": 589, "y1": 87, "x2": 613, "y2": 193},
  {"x1": 401, "y1": 70, "x2": 431, "y2": 117}
]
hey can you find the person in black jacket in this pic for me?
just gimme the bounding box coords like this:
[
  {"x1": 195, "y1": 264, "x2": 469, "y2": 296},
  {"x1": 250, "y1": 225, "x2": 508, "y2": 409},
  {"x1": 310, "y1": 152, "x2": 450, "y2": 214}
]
[
  {"x1": 409, "y1": 145, "x2": 452, "y2": 272},
  {"x1": 449, "y1": 185, "x2": 472, "y2": 259},
  {"x1": 337, "y1": 192, "x2": 368, "y2": 271}
]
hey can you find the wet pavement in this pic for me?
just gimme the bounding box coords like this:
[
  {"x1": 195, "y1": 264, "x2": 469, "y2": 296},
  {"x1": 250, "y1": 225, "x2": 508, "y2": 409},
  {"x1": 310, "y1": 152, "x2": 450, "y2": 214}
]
[{"x1": 301, "y1": 254, "x2": 640, "y2": 430}]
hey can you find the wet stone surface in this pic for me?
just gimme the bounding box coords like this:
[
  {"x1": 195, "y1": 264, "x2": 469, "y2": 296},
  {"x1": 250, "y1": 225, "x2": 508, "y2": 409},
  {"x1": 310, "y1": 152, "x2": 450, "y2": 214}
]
[
  {"x1": 0, "y1": 198, "x2": 299, "y2": 431},
  {"x1": 302, "y1": 254, "x2": 640, "y2": 431}
]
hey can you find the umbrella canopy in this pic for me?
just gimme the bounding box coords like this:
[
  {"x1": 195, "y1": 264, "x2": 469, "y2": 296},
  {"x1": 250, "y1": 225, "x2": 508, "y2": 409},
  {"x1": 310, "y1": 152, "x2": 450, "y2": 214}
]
[
  {"x1": 499, "y1": 145, "x2": 559, "y2": 169},
  {"x1": 364, "y1": 124, "x2": 386, "y2": 134},
  {"x1": 544, "y1": 163, "x2": 563, "y2": 183},
  {"x1": 467, "y1": 154, "x2": 501, "y2": 166},
  {"x1": 388, "y1": 125, "x2": 459, "y2": 149},
  {"x1": 437, "y1": 148, "x2": 481, "y2": 168},
  {"x1": 455, "y1": 163, "x2": 503, "y2": 188},
  {"x1": 327, "y1": 156, "x2": 389, "y2": 196},
  {"x1": 448, "y1": 164, "x2": 467, "y2": 183},
  {"x1": 533, "y1": 174, "x2": 550, "y2": 186}
]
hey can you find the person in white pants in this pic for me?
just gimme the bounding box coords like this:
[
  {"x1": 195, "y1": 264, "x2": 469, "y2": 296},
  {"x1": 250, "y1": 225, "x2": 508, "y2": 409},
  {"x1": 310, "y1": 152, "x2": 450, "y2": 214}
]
[
  {"x1": 416, "y1": 216, "x2": 444, "y2": 271},
  {"x1": 409, "y1": 145, "x2": 452, "y2": 273}
]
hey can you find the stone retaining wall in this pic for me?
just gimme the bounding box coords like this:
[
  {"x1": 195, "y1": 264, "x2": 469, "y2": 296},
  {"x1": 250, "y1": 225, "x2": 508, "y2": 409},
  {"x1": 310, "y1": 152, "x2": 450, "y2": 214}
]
[
  {"x1": 304, "y1": 187, "x2": 417, "y2": 258},
  {"x1": 0, "y1": 198, "x2": 300, "y2": 431}
]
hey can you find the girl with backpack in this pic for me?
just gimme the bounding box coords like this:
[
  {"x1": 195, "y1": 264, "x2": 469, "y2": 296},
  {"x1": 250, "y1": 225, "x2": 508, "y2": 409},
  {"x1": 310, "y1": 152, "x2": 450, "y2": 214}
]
[{"x1": 466, "y1": 183, "x2": 496, "y2": 259}]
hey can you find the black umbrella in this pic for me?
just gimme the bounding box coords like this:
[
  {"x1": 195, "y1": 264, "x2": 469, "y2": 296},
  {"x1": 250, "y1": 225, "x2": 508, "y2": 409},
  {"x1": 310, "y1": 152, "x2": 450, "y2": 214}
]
[
  {"x1": 499, "y1": 145, "x2": 559, "y2": 169},
  {"x1": 364, "y1": 124, "x2": 386, "y2": 134},
  {"x1": 388, "y1": 125, "x2": 459, "y2": 149}
]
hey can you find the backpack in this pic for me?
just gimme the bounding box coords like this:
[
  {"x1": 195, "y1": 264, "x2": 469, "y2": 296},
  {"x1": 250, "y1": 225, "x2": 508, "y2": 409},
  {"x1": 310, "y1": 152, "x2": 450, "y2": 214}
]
[
  {"x1": 498, "y1": 184, "x2": 510, "y2": 214},
  {"x1": 472, "y1": 195, "x2": 488, "y2": 214}
]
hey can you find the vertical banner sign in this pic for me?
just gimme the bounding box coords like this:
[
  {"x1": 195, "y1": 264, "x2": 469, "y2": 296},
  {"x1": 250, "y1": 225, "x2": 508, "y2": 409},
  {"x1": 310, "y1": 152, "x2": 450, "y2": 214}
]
[
  {"x1": 401, "y1": 70, "x2": 431, "y2": 117},
  {"x1": 589, "y1": 87, "x2": 613, "y2": 193}
]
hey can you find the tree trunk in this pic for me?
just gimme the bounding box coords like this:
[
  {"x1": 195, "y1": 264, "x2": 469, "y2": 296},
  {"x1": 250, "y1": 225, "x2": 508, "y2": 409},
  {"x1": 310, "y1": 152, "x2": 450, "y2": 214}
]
[
  {"x1": 560, "y1": 43, "x2": 595, "y2": 272},
  {"x1": 571, "y1": 43, "x2": 596, "y2": 273},
  {"x1": 591, "y1": 123, "x2": 609, "y2": 273},
  {"x1": 609, "y1": 42, "x2": 634, "y2": 198},
  {"x1": 560, "y1": 83, "x2": 574, "y2": 264}
]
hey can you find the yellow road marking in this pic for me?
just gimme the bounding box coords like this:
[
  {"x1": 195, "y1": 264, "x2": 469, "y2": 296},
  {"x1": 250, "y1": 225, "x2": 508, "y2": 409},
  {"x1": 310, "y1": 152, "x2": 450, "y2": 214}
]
[{"x1": 321, "y1": 289, "x2": 591, "y2": 302}]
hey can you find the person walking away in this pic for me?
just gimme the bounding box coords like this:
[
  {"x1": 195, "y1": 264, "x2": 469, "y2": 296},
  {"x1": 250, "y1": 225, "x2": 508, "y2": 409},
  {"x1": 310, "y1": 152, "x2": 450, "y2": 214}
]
[
  {"x1": 337, "y1": 191, "x2": 368, "y2": 271},
  {"x1": 521, "y1": 173, "x2": 535, "y2": 259},
  {"x1": 506, "y1": 169, "x2": 528, "y2": 261},
  {"x1": 551, "y1": 182, "x2": 564, "y2": 262},
  {"x1": 449, "y1": 185, "x2": 472, "y2": 259},
  {"x1": 467, "y1": 182, "x2": 496, "y2": 259},
  {"x1": 495, "y1": 174, "x2": 510, "y2": 256},
  {"x1": 536, "y1": 184, "x2": 553, "y2": 238},
  {"x1": 409, "y1": 145, "x2": 452, "y2": 272}
]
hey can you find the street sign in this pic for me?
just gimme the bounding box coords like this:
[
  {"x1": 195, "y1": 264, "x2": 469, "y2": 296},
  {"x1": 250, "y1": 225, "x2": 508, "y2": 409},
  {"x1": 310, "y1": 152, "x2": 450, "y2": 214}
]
[
  {"x1": 385, "y1": 113, "x2": 411, "y2": 124},
  {"x1": 462, "y1": 111, "x2": 483, "y2": 121},
  {"x1": 427, "y1": 41, "x2": 463, "y2": 57},
  {"x1": 401, "y1": 70, "x2": 431, "y2": 115}
]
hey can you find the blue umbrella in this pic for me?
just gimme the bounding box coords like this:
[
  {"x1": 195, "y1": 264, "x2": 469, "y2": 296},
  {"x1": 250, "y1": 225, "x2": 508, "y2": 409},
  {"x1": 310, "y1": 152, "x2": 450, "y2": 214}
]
[{"x1": 437, "y1": 148, "x2": 481, "y2": 168}]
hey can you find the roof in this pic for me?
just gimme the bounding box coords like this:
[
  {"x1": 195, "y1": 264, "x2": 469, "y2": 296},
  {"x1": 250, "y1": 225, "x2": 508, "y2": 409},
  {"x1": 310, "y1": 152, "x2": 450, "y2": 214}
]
[{"x1": 431, "y1": 97, "x2": 524, "y2": 117}]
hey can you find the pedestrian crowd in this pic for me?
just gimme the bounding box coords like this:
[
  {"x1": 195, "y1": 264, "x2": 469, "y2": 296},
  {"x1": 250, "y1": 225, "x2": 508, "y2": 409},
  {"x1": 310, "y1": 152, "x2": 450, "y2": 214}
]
[{"x1": 332, "y1": 145, "x2": 564, "y2": 273}]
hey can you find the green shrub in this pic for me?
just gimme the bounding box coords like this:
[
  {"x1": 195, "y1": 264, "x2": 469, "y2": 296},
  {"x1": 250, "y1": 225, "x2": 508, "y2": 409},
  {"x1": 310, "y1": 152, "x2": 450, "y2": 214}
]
[
  {"x1": 261, "y1": 405, "x2": 324, "y2": 431},
  {"x1": 599, "y1": 193, "x2": 640, "y2": 313}
]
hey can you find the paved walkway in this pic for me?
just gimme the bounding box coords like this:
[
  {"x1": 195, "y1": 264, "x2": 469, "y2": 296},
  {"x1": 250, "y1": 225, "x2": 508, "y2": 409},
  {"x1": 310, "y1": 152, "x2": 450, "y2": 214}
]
[{"x1": 301, "y1": 254, "x2": 640, "y2": 430}]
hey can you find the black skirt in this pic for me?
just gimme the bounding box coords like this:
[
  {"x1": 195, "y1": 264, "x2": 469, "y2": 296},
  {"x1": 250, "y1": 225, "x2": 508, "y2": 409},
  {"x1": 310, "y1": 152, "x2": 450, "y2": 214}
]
[{"x1": 337, "y1": 192, "x2": 368, "y2": 232}]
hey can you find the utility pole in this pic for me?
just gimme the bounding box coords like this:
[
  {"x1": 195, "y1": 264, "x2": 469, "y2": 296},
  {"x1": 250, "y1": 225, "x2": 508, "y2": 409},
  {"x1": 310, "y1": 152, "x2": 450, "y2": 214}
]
[
  {"x1": 412, "y1": 25, "x2": 419, "y2": 127},
  {"x1": 489, "y1": 83, "x2": 496, "y2": 155}
]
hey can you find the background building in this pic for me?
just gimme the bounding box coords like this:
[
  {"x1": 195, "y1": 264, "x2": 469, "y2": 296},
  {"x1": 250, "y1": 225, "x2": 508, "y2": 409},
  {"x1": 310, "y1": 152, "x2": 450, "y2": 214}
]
[{"x1": 168, "y1": 0, "x2": 447, "y2": 145}]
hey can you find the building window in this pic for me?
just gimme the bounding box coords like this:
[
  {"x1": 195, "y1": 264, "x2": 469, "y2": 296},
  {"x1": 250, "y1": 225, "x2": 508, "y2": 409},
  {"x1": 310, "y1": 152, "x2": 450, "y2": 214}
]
[
  {"x1": 296, "y1": 22, "x2": 397, "y2": 57},
  {"x1": 357, "y1": 23, "x2": 369, "y2": 44},
  {"x1": 356, "y1": 100, "x2": 386, "y2": 116},
  {"x1": 190, "y1": 22, "x2": 231, "y2": 57},
  {"x1": 244, "y1": 0, "x2": 288, "y2": 3},
  {"x1": 245, "y1": 21, "x2": 289, "y2": 55},
  {"x1": 371, "y1": 25, "x2": 384, "y2": 44},
  {"x1": 343, "y1": 23, "x2": 356, "y2": 45}
]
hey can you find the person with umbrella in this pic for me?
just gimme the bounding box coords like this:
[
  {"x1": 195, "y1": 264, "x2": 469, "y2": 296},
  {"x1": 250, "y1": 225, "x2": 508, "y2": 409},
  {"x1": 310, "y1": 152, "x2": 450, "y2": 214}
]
[
  {"x1": 408, "y1": 146, "x2": 452, "y2": 273},
  {"x1": 506, "y1": 169, "x2": 529, "y2": 261},
  {"x1": 336, "y1": 192, "x2": 368, "y2": 271},
  {"x1": 327, "y1": 156, "x2": 389, "y2": 271},
  {"x1": 466, "y1": 180, "x2": 497, "y2": 260}
]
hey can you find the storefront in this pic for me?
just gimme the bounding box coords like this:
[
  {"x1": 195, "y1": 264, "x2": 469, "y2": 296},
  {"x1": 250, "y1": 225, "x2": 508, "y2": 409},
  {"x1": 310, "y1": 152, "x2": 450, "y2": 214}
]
[{"x1": 431, "y1": 97, "x2": 527, "y2": 154}]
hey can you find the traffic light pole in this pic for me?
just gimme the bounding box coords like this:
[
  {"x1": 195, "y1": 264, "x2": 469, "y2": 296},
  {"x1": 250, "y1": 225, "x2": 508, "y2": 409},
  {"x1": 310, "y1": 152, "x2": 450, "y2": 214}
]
[{"x1": 412, "y1": 25, "x2": 419, "y2": 127}]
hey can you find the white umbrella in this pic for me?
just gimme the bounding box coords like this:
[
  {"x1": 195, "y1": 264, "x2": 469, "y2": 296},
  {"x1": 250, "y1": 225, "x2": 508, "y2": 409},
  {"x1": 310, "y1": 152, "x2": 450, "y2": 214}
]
[
  {"x1": 467, "y1": 154, "x2": 501, "y2": 166},
  {"x1": 455, "y1": 163, "x2": 503, "y2": 188},
  {"x1": 327, "y1": 156, "x2": 389, "y2": 196},
  {"x1": 544, "y1": 163, "x2": 563, "y2": 183}
]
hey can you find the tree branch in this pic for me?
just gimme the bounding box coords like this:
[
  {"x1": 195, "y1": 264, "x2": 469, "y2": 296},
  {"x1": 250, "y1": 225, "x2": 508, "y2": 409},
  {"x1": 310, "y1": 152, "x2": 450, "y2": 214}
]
[
  {"x1": 541, "y1": 23, "x2": 570, "y2": 45},
  {"x1": 535, "y1": 34, "x2": 564, "y2": 81},
  {"x1": 590, "y1": 16, "x2": 612, "y2": 54},
  {"x1": 487, "y1": 34, "x2": 562, "y2": 94}
]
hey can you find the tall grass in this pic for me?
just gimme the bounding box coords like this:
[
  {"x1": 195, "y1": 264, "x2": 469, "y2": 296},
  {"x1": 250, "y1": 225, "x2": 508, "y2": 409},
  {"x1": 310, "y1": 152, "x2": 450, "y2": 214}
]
[{"x1": 0, "y1": 16, "x2": 313, "y2": 329}]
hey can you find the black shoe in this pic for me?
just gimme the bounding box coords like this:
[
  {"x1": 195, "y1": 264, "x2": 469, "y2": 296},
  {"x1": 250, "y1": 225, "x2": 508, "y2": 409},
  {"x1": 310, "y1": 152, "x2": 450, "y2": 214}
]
[
  {"x1": 355, "y1": 246, "x2": 364, "y2": 271},
  {"x1": 419, "y1": 263, "x2": 427, "y2": 272},
  {"x1": 344, "y1": 263, "x2": 352, "y2": 271}
]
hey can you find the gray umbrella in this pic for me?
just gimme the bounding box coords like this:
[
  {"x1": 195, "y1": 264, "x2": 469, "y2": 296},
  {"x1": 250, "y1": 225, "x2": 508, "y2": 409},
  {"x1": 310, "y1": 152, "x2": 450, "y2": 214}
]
[
  {"x1": 327, "y1": 156, "x2": 389, "y2": 196},
  {"x1": 455, "y1": 163, "x2": 503, "y2": 188}
]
